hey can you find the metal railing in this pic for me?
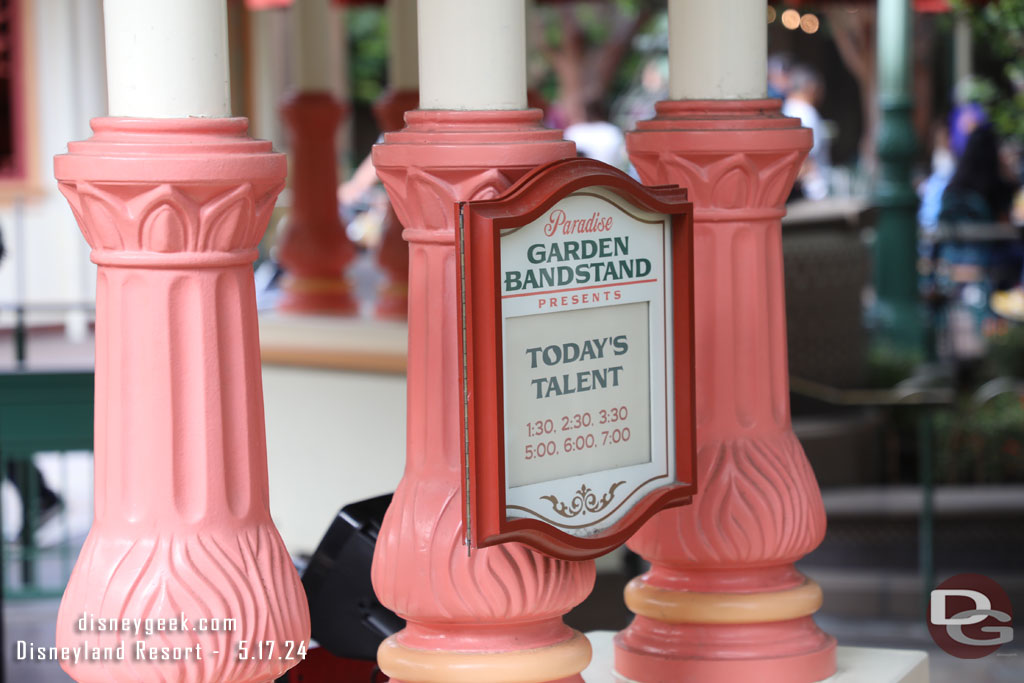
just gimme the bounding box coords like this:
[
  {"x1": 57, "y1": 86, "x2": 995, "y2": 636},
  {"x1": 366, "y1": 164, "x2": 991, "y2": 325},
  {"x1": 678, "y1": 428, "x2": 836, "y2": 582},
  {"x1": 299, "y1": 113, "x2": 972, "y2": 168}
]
[{"x1": 0, "y1": 302, "x2": 94, "y2": 598}]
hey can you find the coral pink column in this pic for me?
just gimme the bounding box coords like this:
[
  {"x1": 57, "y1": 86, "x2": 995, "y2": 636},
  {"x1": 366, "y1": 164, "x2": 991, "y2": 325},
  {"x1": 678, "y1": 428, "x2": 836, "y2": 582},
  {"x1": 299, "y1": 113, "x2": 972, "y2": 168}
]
[
  {"x1": 277, "y1": 93, "x2": 357, "y2": 313},
  {"x1": 277, "y1": 0, "x2": 356, "y2": 313},
  {"x1": 54, "y1": 118, "x2": 310, "y2": 683},
  {"x1": 371, "y1": 109, "x2": 594, "y2": 683},
  {"x1": 615, "y1": 99, "x2": 836, "y2": 683},
  {"x1": 371, "y1": 89, "x2": 418, "y2": 318}
]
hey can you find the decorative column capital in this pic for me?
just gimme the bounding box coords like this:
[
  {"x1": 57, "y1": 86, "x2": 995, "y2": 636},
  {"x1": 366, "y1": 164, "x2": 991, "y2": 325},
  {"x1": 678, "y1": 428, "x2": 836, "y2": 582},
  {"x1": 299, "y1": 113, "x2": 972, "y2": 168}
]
[
  {"x1": 57, "y1": 118, "x2": 285, "y2": 265},
  {"x1": 627, "y1": 100, "x2": 810, "y2": 216},
  {"x1": 374, "y1": 110, "x2": 574, "y2": 240},
  {"x1": 376, "y1": 164, "x2": 523, "y2": 241}
]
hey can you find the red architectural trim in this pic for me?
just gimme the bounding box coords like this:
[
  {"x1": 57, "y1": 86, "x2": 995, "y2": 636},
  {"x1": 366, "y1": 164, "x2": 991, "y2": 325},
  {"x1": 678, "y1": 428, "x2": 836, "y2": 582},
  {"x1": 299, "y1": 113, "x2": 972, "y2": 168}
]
[{"x1": 0, "y1": 0, "x2": 28, "y2": 181}]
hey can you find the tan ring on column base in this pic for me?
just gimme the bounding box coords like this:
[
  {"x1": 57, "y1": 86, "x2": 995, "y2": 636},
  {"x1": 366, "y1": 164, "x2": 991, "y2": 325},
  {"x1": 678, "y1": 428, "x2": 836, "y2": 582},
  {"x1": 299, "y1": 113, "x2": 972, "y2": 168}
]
[
  {"x1": 283, "y1": 275, "x2": 352, "y2": 294},
  {"x1": 625, "y1": 577, "x2": 823, "y2": 625},
  {"x1": 378, "y1": 630, "x2": 592, "y2": 683}
]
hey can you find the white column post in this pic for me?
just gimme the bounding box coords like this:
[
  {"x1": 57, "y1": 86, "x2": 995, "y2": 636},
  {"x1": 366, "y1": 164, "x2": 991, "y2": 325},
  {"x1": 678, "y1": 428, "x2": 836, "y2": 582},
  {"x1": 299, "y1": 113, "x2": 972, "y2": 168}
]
[
  {"x1": 331, "y1": 3, "x2": 350, "y2": 101},
  {"x1": 290, "y1": 0, "x2": 336, "y2": 93},
  {"x1": 668, "y1": 0, "x2": 767, "y2": 100},
  {"x1": 103, "y1": 0, "x2": 231, "y2": 117},
  {"x1": 249, "y1": 8, "x2": 290, "y2": 149},
  {"x1": 419, "y1": 0, "x2": 527, "y2": 109},
  {"x1": 953, "y1": 11, "x2": 973, "y2": 86}
]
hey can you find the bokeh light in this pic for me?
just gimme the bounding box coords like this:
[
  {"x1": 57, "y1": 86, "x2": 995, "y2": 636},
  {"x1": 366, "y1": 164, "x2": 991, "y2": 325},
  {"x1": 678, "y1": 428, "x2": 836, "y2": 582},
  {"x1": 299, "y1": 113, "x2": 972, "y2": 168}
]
[{"x1": 781, "y1": 9, "x2": 801, "y2": 30}]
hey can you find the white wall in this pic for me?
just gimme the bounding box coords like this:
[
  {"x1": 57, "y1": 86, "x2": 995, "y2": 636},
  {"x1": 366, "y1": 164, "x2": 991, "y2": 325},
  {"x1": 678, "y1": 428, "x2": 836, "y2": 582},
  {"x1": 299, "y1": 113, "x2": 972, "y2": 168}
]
[
  {"x1": 263, "y1": 366, "x2": 407, "y2": 555},
  {"x1": 0, "y1": 0, "x2": 106, "y2": 326}
]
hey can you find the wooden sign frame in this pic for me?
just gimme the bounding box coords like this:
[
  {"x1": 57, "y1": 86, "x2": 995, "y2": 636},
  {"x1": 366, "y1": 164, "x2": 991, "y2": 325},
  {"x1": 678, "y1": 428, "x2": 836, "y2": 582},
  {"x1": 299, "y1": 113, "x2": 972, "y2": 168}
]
[{"x1": 456, "y1": 157, "x2": 696, "y2": 561}]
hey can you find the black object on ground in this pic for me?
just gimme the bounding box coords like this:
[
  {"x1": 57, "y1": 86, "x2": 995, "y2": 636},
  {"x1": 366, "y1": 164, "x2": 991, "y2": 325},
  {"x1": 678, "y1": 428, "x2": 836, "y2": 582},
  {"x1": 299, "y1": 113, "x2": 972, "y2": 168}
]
[{"x1": 301, "y1": 493, "x2": 404, "y2": 661}]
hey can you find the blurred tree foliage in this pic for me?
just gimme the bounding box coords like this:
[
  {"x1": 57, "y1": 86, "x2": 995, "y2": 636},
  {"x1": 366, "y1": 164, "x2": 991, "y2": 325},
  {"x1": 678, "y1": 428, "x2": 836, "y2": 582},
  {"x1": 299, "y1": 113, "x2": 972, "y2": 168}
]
[
  {"x1": 345, "y1": 2, "x2": 665, "y2": 117},
  {"x1": 935, "y1": 393, "x2": 1024, "y2": 482},
  {"x1": 348, "y1": 7, "x2": 388, "y2": 105},
  {"x1": 953, "y1": 0, "x2": 1024, "y2": 142},
  {"x1": 984, "y1": 321, "x2": 1024, "y2": 379},
  {"x1": 530, "y1": 0, "x2": 663, "y2": 124},
  {"x1": 933, "y1": 320, "x2": 1024, "y2": 483}
]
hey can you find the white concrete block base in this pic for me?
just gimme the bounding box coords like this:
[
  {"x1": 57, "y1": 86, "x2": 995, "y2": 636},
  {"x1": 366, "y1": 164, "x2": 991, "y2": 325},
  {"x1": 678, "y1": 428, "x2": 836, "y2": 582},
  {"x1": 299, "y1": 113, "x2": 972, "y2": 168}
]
[{"x1": 583, "y1": 631, "x2": 929, "y2": 683}]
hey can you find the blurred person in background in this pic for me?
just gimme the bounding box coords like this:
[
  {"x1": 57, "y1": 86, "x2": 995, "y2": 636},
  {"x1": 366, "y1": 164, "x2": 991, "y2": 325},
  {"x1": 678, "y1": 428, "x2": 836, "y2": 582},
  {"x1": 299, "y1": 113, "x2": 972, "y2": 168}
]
[
  {"x1": 939, "y1": 118, "x2": 1017, "y2": 223},
  {"x1": 918, "y1": 120, "x2": 956, "y2": 231},
  {"x1": 611, "y1": 56, "x2": 669, "y2": 142},
  {"x1": 783, "y1": 65, "x2": 830, "y2": 200},
  {"x1": 564, "y1": 101, "x2": 629, "y2": 171},
  {"x1": 767, "y1": 53, "x2": 793, "y2": 100},
  {"x1": 936, "y1": 106, "x2": 1024, "y2": 324},
  {"x1": 949, "y1": 100, "x2": 987, "y2": 159}
]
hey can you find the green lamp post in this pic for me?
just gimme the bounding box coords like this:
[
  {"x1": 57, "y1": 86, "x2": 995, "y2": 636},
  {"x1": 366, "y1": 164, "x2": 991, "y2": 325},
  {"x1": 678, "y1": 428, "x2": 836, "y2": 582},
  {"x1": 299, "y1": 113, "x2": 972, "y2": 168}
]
[{"x1": 873, "y1": 0, "x2": 923, "y2": 357}]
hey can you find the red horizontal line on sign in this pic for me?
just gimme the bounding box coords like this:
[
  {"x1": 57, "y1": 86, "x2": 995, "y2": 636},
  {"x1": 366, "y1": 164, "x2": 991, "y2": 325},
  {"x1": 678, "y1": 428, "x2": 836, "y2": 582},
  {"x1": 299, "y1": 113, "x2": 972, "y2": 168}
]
[{"x1": 502, "y1": 278, "x2": 659, "y2": 300}]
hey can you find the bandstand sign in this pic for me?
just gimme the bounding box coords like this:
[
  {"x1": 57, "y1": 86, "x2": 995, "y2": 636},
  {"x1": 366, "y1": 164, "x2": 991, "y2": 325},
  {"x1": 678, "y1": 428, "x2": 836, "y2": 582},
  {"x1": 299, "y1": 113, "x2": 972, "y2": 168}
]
[{"x1": 456, "y1": 158, "x2": 696, "y2": 560}]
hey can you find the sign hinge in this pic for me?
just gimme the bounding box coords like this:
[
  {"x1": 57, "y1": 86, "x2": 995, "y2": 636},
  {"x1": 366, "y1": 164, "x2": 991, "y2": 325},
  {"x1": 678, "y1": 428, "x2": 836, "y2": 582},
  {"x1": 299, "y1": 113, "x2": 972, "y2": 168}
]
[{"x1": 458, "y1": 201, "x2": 473, "y2": 556}]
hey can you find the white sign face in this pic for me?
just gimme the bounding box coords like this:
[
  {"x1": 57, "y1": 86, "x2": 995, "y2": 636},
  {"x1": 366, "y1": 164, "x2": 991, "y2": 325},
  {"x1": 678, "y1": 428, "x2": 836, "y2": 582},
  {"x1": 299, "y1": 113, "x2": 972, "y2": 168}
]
[{"x1": 500, "y1": 187, "x2": 674, "y2": 537}]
